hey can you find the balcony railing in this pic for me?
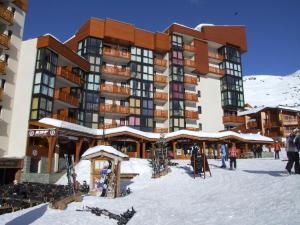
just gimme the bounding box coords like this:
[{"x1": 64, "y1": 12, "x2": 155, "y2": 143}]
[
  {"x1": 186, "y1": 127, "x2": 200, "y2": 131},
  {"x1": 154, "y1": 92, "x2": 168, "y2": 101},
  {"x1": 247, "y1": 121, "x2": 258, "y2": 128},
  {"x1": 185, "y1": 110, "x2": 199, "y2": 119},
  {"x1": 100, "y1": 104, "x2": 130, "y2": 114},
  {"x1": 56, "y1": 66, "x2": 81, "y2": 86},
  {"x1": 154, "y1": 58, "x2": 167, "y2": 68},
  {"x1": 52, "y1": 114, "x2": 77, "y2": 124},
  {"x1": 264, "y1": 120, "x2": 281, "y2": 128},
  {"x1": 223, "y1": 115, "x2": 245, "y2": 124},
  {"x1": 100, "y1": 84, "x2": 130, "y2": 96},
  {"x1": 0, "y1": 88, "x2": 3, "y2": 101},
  {"x1": 154, "y1": 74, "x2": 168, "y2": 84},
  {"x1": 208, "y1": 66, "x2": 225, "y2": 76},
  {"x1": 184, "y1": 93, "x2": 198, "y2": 102},
  {"x1": 101, "y1": 65, "x2": 130, "y2": 78},
  {"x1": 99, "y1": 123, "x2": 119, "y2": 129},
  {"x1": 54, "y1": 90, "x2": 79, "y2": 107},
  {"x1": 0, "y1": 33, "x2": 10, "y2": 49},
  {"x1": 0, "y1": 5, "x2": 14, "y2": 25},
  {"x1": 102, "y1": 47, "x2": 130, "y2": 60},
  {"x1": 184, "y1": 59, "x2": 196, "y2": 68},
  {"x1": 154, "y1": 109, "x2": 168, "y2": 118},
  {"x1": 184, "y1": 75, "x2": 198, "y2": 85},
  {"x1": 208, "y1": 51, "x2": 224, "y2": 61},
  {"x1": 183, "y1": 44, "x2": 195, "y2": 52},
  {"x1": 0, "y1": 59, "x2": 6, "y2": 74},
  {"x1": 154, "y1": 128, "x2": 168, "y2": 133},
  {"x1": 281, "y1": 119, "x2": 298, "y2": 126}
]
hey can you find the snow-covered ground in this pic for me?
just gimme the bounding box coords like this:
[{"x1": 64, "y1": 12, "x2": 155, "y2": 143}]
[
  {"x1": 1, "y1": 157, "x2": 300, "y2": 225},
  {"x1": 243, "y1": 70, "x2": 300, "y2": 107}
]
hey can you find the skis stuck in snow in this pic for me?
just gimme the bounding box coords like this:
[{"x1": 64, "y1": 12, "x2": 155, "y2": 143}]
[{"x1": 76, "y1": 206, "x2": 136, "y2": 225}]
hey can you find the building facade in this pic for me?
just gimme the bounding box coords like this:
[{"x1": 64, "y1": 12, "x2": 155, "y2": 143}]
[{"x1": 237, "y1": 106, "x2": 300, "y2": 141}]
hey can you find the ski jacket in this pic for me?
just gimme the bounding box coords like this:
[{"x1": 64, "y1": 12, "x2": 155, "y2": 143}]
[
  {"x1": 229, "y1": 147, "x2": 237, "y2": 157},
  {"x1": 286, "y1": 134, "x2": 299, "y2": 152},
  {"x1": 274, "y1": 142, "x2": 281, "y2": 151}
]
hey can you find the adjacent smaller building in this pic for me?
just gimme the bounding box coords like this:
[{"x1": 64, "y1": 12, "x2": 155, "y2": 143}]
[{"x1": 237, "y1": 105, "x2": 300, "y2": 141}]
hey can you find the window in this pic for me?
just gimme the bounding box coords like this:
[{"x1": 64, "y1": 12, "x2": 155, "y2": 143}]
[
  {"x1": 89, "y1": 56, "x2": 101, "y2": 72},
  {"x1": 143, "y1": 49, "x2": 153, "y2": 64},
  {"x1": 143, "y1": 65, "x2": 153, "y2": 81},
  {"x1": 170, "y1": 100, "x2": 184, "y2": 116},
  {"x1": 170, "y1": 83, "x2": 184, "y2": 99},
  {"x1": 172, "y1": 51, "x2": 183, "y2": 65},
  {"x1": 142, "y1": 82, "x2": 153, "y2": 98},
  {"x1": 171, "y1": 65, "x2": 184, "y2": 82},
  {"x1": 129, "y1": 116, "x2": 140, "y2": 126},
  {"x1": 86, "y1": 73, "x2": 100, "y2": 91},
  {"x1": 172, "y1": 35, "x2": 183, "y2": 48},
  {"x1": 142, "y1": 100, "x2": 153, "y2": 116},
  {"x1": 198, "y1": 91, "x2": 201, "y2": 97},
  {"x1": 199, "y1": 123, "x2": 202, "y2": 131},
  {"x1": 198, "y1": 106, "x2": 202, "y2": 114},
  {"x1": 131, "y1": 63, "x2": 142, "y2": 79},
  {"x1": 131, "y1": 47, "x2": 142, "y2": 62},
  {"x1": 35, "y1": 48, "x2": 58, "y2": 74},
  {"x1": 130, "y1": 98, "x2": 141, "y2": 115},
  {"x1": 77, "y1": 38, "x2": 102, "y2": 56},
  {"x1": 130, "y1": 80, "x2": 141, "y2": 97}
]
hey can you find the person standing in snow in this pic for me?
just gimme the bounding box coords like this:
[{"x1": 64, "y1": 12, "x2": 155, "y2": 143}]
[
  {"x1": 285, "y1": 128, "x2": 300, "y2": 174},
  {"x1": 274, "y1": 141, "x2": 281, "y2": 160},
  {"x1": 225, "y1": 144, "x2": 229, "y2": 161},
  {"x1": 229, "y1": 143, "x2": 238, "y2": 170},
  {"x1": 251, "y1": 145, "x2": 257, "y2": 158},
  {"x1": 220, "y1": 144, "x2": 227, "y2": 168},
  {"x1": 257, "y1": 144, "x2": 263, "y2": 158}
]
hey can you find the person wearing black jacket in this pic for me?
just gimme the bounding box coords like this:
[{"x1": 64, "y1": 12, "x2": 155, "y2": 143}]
[{"x1": 285, "y1": 128, "x2": 300, "y2": 175}]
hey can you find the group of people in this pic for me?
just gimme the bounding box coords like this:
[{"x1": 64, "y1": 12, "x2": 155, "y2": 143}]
[
  {"x1": 251, "y1": 144, "x2": 263, "y2": 158},
  {"x1": 220, "y1": 143, "x2": 238, "y2": 170}
]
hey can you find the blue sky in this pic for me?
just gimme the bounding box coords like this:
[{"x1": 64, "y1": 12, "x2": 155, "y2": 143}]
[{"x1": 24, "y1": 0, "x2": 300, "y2": 76}]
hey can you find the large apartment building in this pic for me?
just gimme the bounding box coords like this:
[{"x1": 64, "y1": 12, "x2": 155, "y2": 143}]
[{"x1": 0, "y1": 17, "x2": 249, "y2": 183}]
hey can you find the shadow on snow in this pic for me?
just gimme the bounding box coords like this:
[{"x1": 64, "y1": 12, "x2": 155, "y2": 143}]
[{"x1": 242, "y1": 170, "x2": 288, "y2": 177}]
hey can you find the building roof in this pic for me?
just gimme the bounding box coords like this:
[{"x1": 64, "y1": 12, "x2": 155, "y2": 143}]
[
  {"x1": 38, "y1": 118, "x2": 273, "y2": 143},
  {"x1": 238, "y1": 105, "x2": 300, "y2": 116},
  {"x1": 82, "y1": 145, "x2": 128, "y2": 160}
]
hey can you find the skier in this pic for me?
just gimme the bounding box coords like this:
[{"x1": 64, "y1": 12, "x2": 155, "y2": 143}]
[
  {"x1": 274, "y1": 141, "x2": 281, "y2": 160},
  {"x1": 229, "y1": 143, "x2": 238, "y2": 170},
  {"x1": 285, "y1": 128, "x2": 300, "y2": 175},
  {"x1": 220, "y1": 144, "x2": 227, "y2": 168}
]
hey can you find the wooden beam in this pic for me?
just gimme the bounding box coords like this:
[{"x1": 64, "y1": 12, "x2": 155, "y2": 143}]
[
  {"x1": 136, "y1": 142, "x2": 140, "y2": 158},
  {"x1": 47, "y1": 136, "x2": 57, "y2": 174},
  {"x1": 173, "y1": 141, "x2": 177, "y2": 159},
  {"x1": 142, "y1": 142, "x2": 146, "y2": 159},
  {"x1": 89, "y1": 139, "x2": 96, "y2": 148},
  {"x1": 75, "y1": 138, "x2": 84, "y2": 163}
]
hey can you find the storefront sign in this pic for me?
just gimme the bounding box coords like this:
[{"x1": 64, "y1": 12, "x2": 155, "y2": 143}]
[
  {"x1": 176, "y1": 148, "x2": 182, "y2": 156},
  {"x1": 0, "y1": 159, "x2": 22, "y2": 168},
  {"x1": 28, "y1": 128, "x2": 56, "y2": 137}
]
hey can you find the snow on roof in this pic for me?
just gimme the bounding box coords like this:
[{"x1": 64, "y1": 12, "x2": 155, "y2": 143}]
[
  {"x1": 63, "y1": 35, "x2": 75, "y2": 44},
  {"x1": 38, "y1": 118, "x2": 273, "y2": 143},
  {"x1": 194, "y1": 23, "x2": 214, "y2": 31},
  {"x1": 42, "y1": 33, "x2": 61, "y2": 42},
  {"x1": 238, "y1": 105, "x2": 300, "y2": 116},
  {"x1": 82, "y1": 145, "x2": 128, "y2": 159}
]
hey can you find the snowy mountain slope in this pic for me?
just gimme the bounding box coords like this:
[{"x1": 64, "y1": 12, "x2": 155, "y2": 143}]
[{"x1": 243, "y1": 70, "x2": 300, "y2": 107}]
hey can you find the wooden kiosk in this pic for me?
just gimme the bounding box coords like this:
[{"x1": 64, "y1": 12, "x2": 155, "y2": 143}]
[{"x1": 82, "y1": 145, "x2": 129, "y2": 198}]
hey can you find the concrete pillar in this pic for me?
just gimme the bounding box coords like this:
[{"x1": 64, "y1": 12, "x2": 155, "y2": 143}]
[{"x1": 54, "y1": 152, "x2": 59, "y2": 173}]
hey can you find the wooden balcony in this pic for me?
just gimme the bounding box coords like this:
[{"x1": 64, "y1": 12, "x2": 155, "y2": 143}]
[
  {"x1": 223, "y1": 115, "x2": 245, "y2": 125},
  {"x1": 100, "y1": 84, "x2": 130, "y2": 98},
  {"x1": 52, "y1": 113, "x2": 77, "y2": 124},
  {"x1": 154, "y1": 109, "x2": 168, "y2": 119},
  {"x1": 208, "y1": 66, "x2": 225, "y2": 76},
  {"x1": 0, "y1": 33, "x2": 10, "y2": 49},
  {"x1": 154, "y1": 127, "x2": 168, "y2": 133},
  {"x1": 281, "y1": 119, "x2": 298, "y2": 126},
  {"x1": 264, "y1": 120, "x2": 281, "y2": 128},
  {"x1": 154, "y1": 73, "x2": 168, "y2": 86},
  {"x1": 103, "y1": 47, "x2": 131, "y2": 61},
  {"x1": 184, "y1": 75, "x2": 198, "y2": 86},
  {"x1": 0, "y1": 5, "x2": 14, "y2": 25},
  {"x1": 247, "y1": 121, "x2": 258, "y2": 128},
  {"x1": 184, "y1": 59, "x2": 196, "y2": 69},
  {"x1": 99, "y1": 123, "x2": 119, "y2": 129},
  {"x1": 0, "y1": 59, "x2": 6, "y2": 74},
  {"x1": 183, "y1": 44, "x2": 195, "y2": 52},
  {"x1": 186, "y1": 127, "x2": 200, "y2": 131},
  {"x1": 185, "y1": 110, "x2": 199, "y2": 120},
  {"x1": 101, "y1": 65, "x2": 130, "y2": 81},
  {"x1": 54, "y1": 90, "x2": 79, "y2": 108},
  {"x1": 154, "y1": 58, "x2": 167, "y2": 71},
  {"x1": 56, "y1": 66, "x2": 81, "y2": 87},
  {"x1": 208, "y1": 51, "x2": 224, "y2": 61},
  {"x1": 184, "y1": 93, "x2": 198, "y2": 102},
  {"x1": 0, "y1": 87, "x2": 3, "y2": 102},
  {"x1": 154, "y1": 92, "x2": 168, "y2": 102},
  {"x1": 99, "y1": 104, "x2": 130, "y2": 115}
]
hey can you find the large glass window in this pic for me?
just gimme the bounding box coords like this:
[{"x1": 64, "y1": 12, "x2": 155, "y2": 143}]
[
  {"x1": 143, "y1": 49, "x2": 153, "y2": 64},
  {"x1": 171, "y1": 65, "x2": 184, "y2": 82},
  {"x1": 86, "y1": 73, "x2": 100, "y2": 91},
  {"x1": 131, "y1": 47, "x2": 142, "y2": 62},
  {"x1": 130, "y1": 80, "x2": 141, "y2": 97},
  {"x1": 130, "y1": 98, "x2": 141, "y2": 115},
  {"x1": 172, "y1": 35, "x2": 183, "y2": 48},
  {"x1": 131, "y1": 63, "x2": 142, "y2": 79},
  {"x1": 142, "y1": 82, "x2": 153, "y2": 98},
  {"x1": 35, "y1": 48, "x2": 58, "y2": 74},
  {"x1": 170, "y1": 100, "x2": 184, "y2": 117},
  {"x1": 142, "y1": 65, "x2": 153, "y2": 81},
  {"x1": 142, "y1": 100, "x2": 153, "y2": 116},
  {"x1": 170, "y1": 83, "x2": 184, "y2": 99},
  {"x1": 77, "y1": 37, "x2": 102, "y2": 56}
]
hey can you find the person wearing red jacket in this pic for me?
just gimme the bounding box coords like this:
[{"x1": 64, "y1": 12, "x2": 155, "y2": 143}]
[
  {"x1": 229, "y1": 143, "x2": 238, "y2": 170},
  {"x1": 274, "y1": 141, "x2": 281, "y2": 160}
]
